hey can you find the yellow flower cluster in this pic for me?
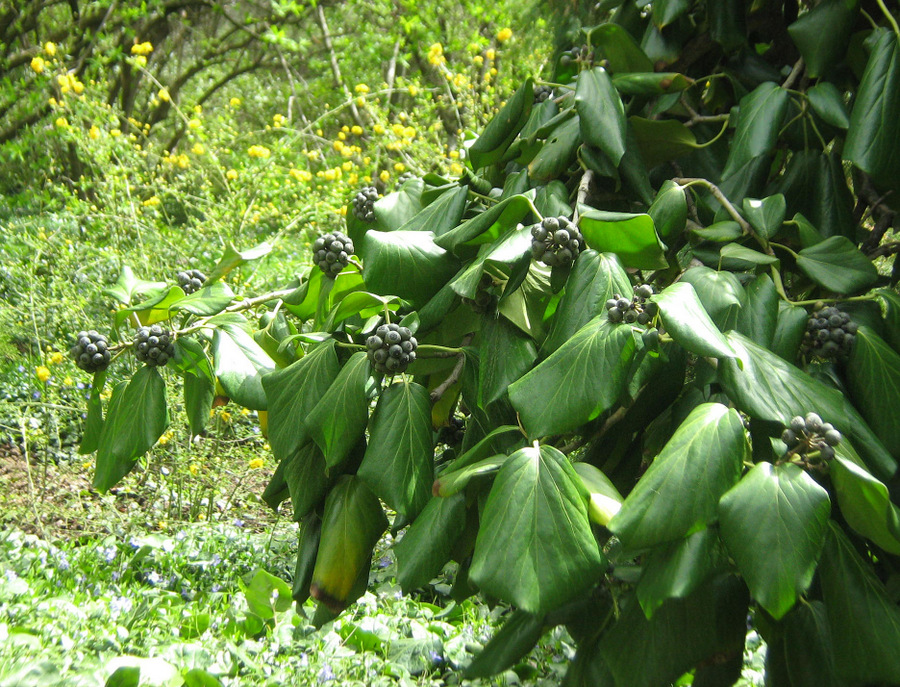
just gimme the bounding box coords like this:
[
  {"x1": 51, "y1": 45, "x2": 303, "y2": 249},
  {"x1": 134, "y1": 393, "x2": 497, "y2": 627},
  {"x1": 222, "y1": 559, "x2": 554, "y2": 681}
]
[
  {"x1": 36, "y1": 366, "x2": 51, "y2": 383},
  {"x1": 247, "y1": 145, "x2": 271, "y2": 159},
  {"x1": 428, "y1": 43, "x2": 445, "y2": 66},
  {"x1": 273, "y1": 113, "x2": 285, "y2": 127},
  {"x1": 163, "y1": 151, "x2": 190, "y2": 168},
  {"x1": 354, "y1": 83, "x2": 369, "y2": 94},
  {"x1": 44, "y1": 42, "x2": 57, "y2": 56},
  {"x1": 142, "y1": 196, "x2": 161, "y2": 207},
  {"x1": 157, "y1": 88, "x2": 170, "y2": 102},
  {"x1": 31, "y1": 56, "x2": 45, "y2": 74},
  {"x1": 230, "y1": 97, "x2": 241, "y2": 107},
  {"x1": 226, "y1": 169, "x2": 238, "y2": 180},
  {"x1": 289, "y1": 168, "x2": 312, "y2": 182},
  {"x1": 131, "y1": 41, "x2": 154, "y2": 56},
  {"x1": 48, "y1": 351, "x2": 65, "y2": 365},
  {"x1": 496, "y1": 27, "x2": 513, "y2": 42},
  {"x1": 248, "y1": 458, "x2": 264, "y2": 470},
  {"x1": 57, "y1": 72, "x2": 84, "y2": 95}
]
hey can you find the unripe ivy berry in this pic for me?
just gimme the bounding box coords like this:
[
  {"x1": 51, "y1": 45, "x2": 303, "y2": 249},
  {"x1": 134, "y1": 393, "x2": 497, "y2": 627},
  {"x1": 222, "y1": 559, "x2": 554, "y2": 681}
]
[
  {"x1": 70, "y1": 329, "x2": 112, "y2": 373},
  {"x1": 530, "y1": 216, "x2": 584, "y2": 267},
  {"x1": 352, "y1": 186, "x2": 379, "y2": 222},
  {"x1": 133, "y1": 324, "x2": 175, "y2": 367},
  {"x1": 365, "y1": 322, "x2": 417, "y2": 374},
  {"x1": 176, "y1": 269, "x2": 206, "y2": 295},
  {"x1": 312, "y1": 231, "x2": 354, "y2": 279}
]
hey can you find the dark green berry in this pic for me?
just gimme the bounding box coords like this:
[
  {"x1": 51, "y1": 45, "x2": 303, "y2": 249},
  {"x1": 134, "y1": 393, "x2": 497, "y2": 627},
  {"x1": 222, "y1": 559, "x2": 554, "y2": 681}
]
[
  {"x1": 133, "y1": 326, "x2": 175, "y2": 367},
  {"x1": 176, "y1": 269, "x2": 206, "y2": 295},
  {"x1": 70, "y1": 329, "x2": 112, "y2": 373},
  {"x1": 366, "y1": 323, "x2": 417, "y2": 374},
  {"x1": 352, "y1": 186, "x2": 379, "y2": 222},
  {"x1": 313, "y1": 231, "x2": 355, "y2": 279}
]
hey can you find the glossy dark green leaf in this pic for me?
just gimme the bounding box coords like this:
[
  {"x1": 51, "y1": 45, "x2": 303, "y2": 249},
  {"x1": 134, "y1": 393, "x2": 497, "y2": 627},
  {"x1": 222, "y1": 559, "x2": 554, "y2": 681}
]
[
  {"x1": 845, "y1": 30, "x2": 900, "y2": 194},
  {"x1": 541, "y1": 251, "x2": 632, "y2": 356},
  {"x1": 206, "y1": 242, "x2": 271, "y2": 284},
  {"x1": 261, "y1": 340, "x2": 339, "y2": 463},
  {"x1": 478, "y1": 314, "x2": 537, "y2": 408},
  {"x1": 469, "y1": 78, "x2": 534, "y2": 170},
  {"x1": 782, "y1": 601, "x2": 840, "y2": 687},
  {"x1": 648, "y1": 180, "x2": 687, "y2": 241},
  {"x1": 807, "y1": 82, "x2": 850, "y2": 129},
  {"x1": 104, "y1": 667, "x2": 140, "y2": 687},
  {"x1": 718, "y1": 243, "x2": 779, "y2": 267},
  {"x1": 172, "y1": 281, "x2": 234, "y2": 317},
  {"x1": 469, "y1": 444, "x2": 606, "y2": 615},
  {"x1": 434, "y1": 194, "x2": 533, "y2": 251},
  {"x1": 736, "y1": 273, "x2": 778, "y2": 350},
  {"x1": 374, "y1": 181, "x2": 424, "y2": 231},
  {"x1": 360, "y1": 230, "x2": 460, "y2": 308},
  {"x1": 292, "y1": 514, "x2": 321, "y2": 604},
  {"x1": 114, "y1": 285, "x2": 184, "y2": 329},
  {"x1": 95, "y1": 367, "x2": 168, "y2": 491},
  {"x1": 394, "y1": 493, "x2": 466, "y2": 592},
  {"x1": 720, "y1": 331, "x2": 896, "y2": 479},
  {"x1": 212, "y1": 323, "x2": 276, "y2": 410},
  {"x1": 722, "y1": 83, "x2": 790, "y2": 179},
  {"x1": 528, "y1": 116, "x2": 582, "y2": 183},
  {"x1": 283, "y1": 442, "x2": 330, "y2": 521},
  {"x1": 183, "y1": 669, "x2": 223, "y2": 687},
  {"x1": 651, "y1": 0, "x2": 691, "y2": 28},
  {"x1": 306, "y1": 352, "x2": 371, "y2": 471},
  {"x1": 636, "y1": 529, "x2": 725, "y2": 618},
  {"x1": 612, "y1": 72, "x2": 690, "y2": 96},
  {"x1": 433, "y1": 454, "x2": 507, "y2": 497},
  {"x1": 509, "y1": 317, "x2": 637, "y2": 439},
  {"x1": 847, "y1": 326, "x2": 900, "y2": 456},
  {"x1": 678, "y1": 267, "x2": 744, "y2": 329},
  {"x1": 398, "y1": 184, "x2": 468, "y2": 236},
  {"x1": 788, "y1": 0, "x2": 859, "y2": 77},
  {"x1": 628, "y1": 117, "x2": 698, "y2": 168},
  {"x1": 718, "y1": 462, "x2": 830, "y2": 619},
  {"x1": 832, "y1": 451, "x2": 900, "y2": 555},
  {"x1": 576, "y1": 68, "x2": 627, "y2": 166},
  {"x1": 877, "y1": 288, "x2": 900, "y2": 352},
  {"x1": 690, "y1": 221, "x2": 743, "y2": 242},
  {"x1": 242, "y1": 568, "x2": 292, "y2": 620},
  {"x1": 708, "y1": 0, "x2": 746, "y2": 52},
  {"x1": 796, "y1": 236, "x2": 878, "y2": 293},
  {"x1": 358, "y1": 380, "x2": 433, "y2": 520},
  {"x1": 651, "y1": 282, "x2": 737, "y2": 360},
  {"x1": 771, "y1": 301, "x2": 808, "y2": 362},
  {"x1": 775, "y1": 151, "x2": 855, "y2": 240},
  {"x1": 282, "y1": 267, "x2": 324, "y2": 322},
  {"x1": 79, "y1": 371, "x2": 106, "y2": 455},
  {"x1": 600, "y1": 576, "x2": 749, "y2": 687},
  {"x1": 465, "y1": 610, "x2": 545, "y2": 678},
  {"x1": 103, "y1": 265, "x2": 166, "y2": 305},
  {"x1": 310, "y1": 476, "x2": 387, "y2": 611},
  {"x1": 590, "y1": 23, "x2": 654, "y2": 73},
  {"x1": 610, "y1": 403, "x2": 746, "y2": 552},
  {"x1": 174, "y1": 337, "x2": 215, "y2": 435},
  {"x1": 742, "y1": 194, "x2": 785, "y2": 240},
  {"x1": 573, "y1": 463, "x2": 623, "y2": 527},
  {"x1": 819, "y1": 523, "x2": 900, "y2": 684},
  {"x1": 323, "y1": 291, "x2": 399, "y2": 332},
  {"x1": 579, "y1": 207, "x2": 667, "y2": 270}
]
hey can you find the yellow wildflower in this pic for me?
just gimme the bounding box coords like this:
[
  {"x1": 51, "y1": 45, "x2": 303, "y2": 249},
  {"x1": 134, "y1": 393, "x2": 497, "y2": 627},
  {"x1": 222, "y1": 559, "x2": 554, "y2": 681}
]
[
  {"x1": 133, "y1": 55, "x2": 147, "y2": 68},
  {"x1": 55, "y1": 117, "x2": 69, "y2": 128},
  {"x1": 247, "y1": 144, "x2": 270, "y2": 158},
  {"x1": 30, "y1": 56, "x2": 45, "y2": 73},
  {"x1": 379, "y1": 170, "x2": 390, "y2": 183},
  {"x1": 342, "y1": 160, "x2": 353, "y2": 171},
  {"x1": 131, "y1": 41, "x2": 153, "y2": 56},
  {"x1": 110, "y1": 128, "x2": 121, "y2": 137},
  {"x1": 394, "y1": 162, "x2": 406, "y2": 172},
  {"x1": 373, "y1": 124, "x2": 385, "y2": 135},
  {"x1": 486, "y1": 48, "x2": 496, "y2": 60},
  {"x1": 354, "y1": 83, "x2": 369, "y2": 93},
  {"x1": 226, "y1": 168, "x2": 238, "y2": 180},
  {"x1": 496, "y1": 27, "x2": 513, "y2": 42},
  {"x1": 44, "y1": 42, "x2": 57, "y2": 56},
  {"x1": 408, "y1": 85, "x2": 418, "y2": 96},
  {"x1": 158, "y1": 88, "x2": 170, "y2": 102},
  {"x1": 191, "y1": 143, "x2": 204, "y2": 155},
  {"x1": 188, "y1": 118, "x2": 201, "y2": 130},
  {"x1": 36, "y1": 366, "x2": 51, "y2": 382},
  {"x1": 88, "y1": 125, "x2": 100, "y2": 139},
  {"x1": 193, "y1": 105, "x2": 202, "y2": 114},
  {"x1": 403, "y1": 126, "x2": 416, "y2": 139},
  {"x1": 248, "y1": 458, "x2": 264, "y2": 470},
  {"x1": 189, "y1": 464, "x2": 200, "y2": 476},
  {"x1": 351, "y1": 125, "x2": 363, "y2": 135},
  {"x1": 49, "y1": 351, "x2": 64, "y2": 365},
  {"x1": 230, "y1": 97, "x2": 241, "y2": 107},
  {"x1": 142, "y1": 196, "x2": 160, "y2": 207},
  {"x1": 449, "y1": 149, "x2": 460, "y2": 159},
  {"x1": 428, "y1": 43, "x2": 445, "y2": 66},
  {"x1": 450, "y1": 162, "x2": 464, "y2": 175},
  {"x1": 273, "y1": 113, "x2": 285, "y2": 127},
  {"x1": 63, "y1": 376, "x2": 73, "y2": 386}
]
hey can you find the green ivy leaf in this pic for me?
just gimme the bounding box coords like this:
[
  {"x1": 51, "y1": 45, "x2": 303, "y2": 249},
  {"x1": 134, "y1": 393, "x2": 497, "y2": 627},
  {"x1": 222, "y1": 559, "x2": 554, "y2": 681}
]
[
  {"x1": 628, "y1": 117, "x2": 698, "y2": 168},
  {"x1": 647, "y1": 180, "x2": 687, "y2": 241},
  {"x1": 651, "y1": 0, "x2": 691, "y2": 29},
  {"x1": 469, "y1": 444, "x2": 606, "y2": 615},
  {"x1": 787, "y1": 0, "x2": 859, "y2": 77},
  {"x1": 465, "y1": 610, "x2": 545, "y2": 678},
  {"x1": 310, "y1": 476, "x2": 387, "y2": 612},
  {"x1": 610, "y1": 403, "x2": 746, "y2": 552},
  {"x1": 528, "y1": 116, "x2": 582, "y2": 182},
  {"x1": 262, "y1": 340, "x2": 340, "y2": 463},
  {"x1": 79, "y1": 370, "x2": 106, "y2": 455},
  {"x1": 578, "y1": 206, "x2": 668, "y2": 270},
  {"x1": 478, "y1": 315, "x2": 536, "y2": 409},
  {"x1": 509, "y1": 317, "x2": 637, "y2": 439},
  {"x1": 242, "y1": 569, "x2": 293, "y2": 621},
  {"x1": 679, "y1": 267, "x2": 744, "y2": 329},
  {"x1": 635, "y1": 528, "x2": 726, "y2": 619},
  {"x1": 469, "y1": 78, "x2": 534, "y2": 170},
  {"x1": 736, "y1": 273, "x2": 778, "y2": 350},
  {"x1": 373, "y1": 180, "x2": 424, "y2": 230},
  {"x1": 807, "y1": 83, "x2": 850, "y2": 129},
  {"x1": 771, "y1": 301, "x2": 808, "y2": 362},
  {"x1": 845, "y1": 30, "x2": 900, "y2": 194},
  {"x1": 173, "y1": 337, "x2": 215, "y2": 435},
  {"x1": 397, "y1": 184, "x2": 468, "y2": 236},
  {"x1": 94, "y1": 367, "x2": 168, "y2": 491},
  {"x1": 360, "y1": 230, "x2": 460, "y2": 307},
  {"x1": 689, "y1": 221, "x2": 743, "y2": 242},
  {"x1": 573, "y1": 463, "x2": 623, "y2": 527},
  {"x1": 307, "y1": 352, "x2": 371, "y2": 471},
  {"x1": 283, "y1": 442, "x2": 330, "y2": 521},
  {"x1": 206, "y1": 242, "x2": 271, "y2": 284},
  {"x1": 613, "y1": 72, "x2": 690, "y2": 96},
  {"x1": 589, "y1": 23, "x2": 654, "y2": 73},
  {"x1": 719, "y1": 243, "x2": 780, "y2": 267},
  {"x1": 652, "y1": 282, "x2": 737, "y2": 360},
  {"x1": 796, "y1": 236, "x2": 878, "y2": 293},
  {"x1": 394, "y1": 493, "x2": 466, "y2": 592},
  {"x1": 819, "y1": 523, "x2": 900, "y2": 683},
  {"x1": 434, "y1": 194, "x2": 533, "y2": 251},
  {"x1": 115, "y1": 285, "x2": 184, "y2": 328},
  {"x1": 212, "y1": 323, "x2": 276, "y2": 410},
  {"x1": 103, "y1": 265, "x2": 166, "y2": 305},
  {"x1": 541, "y1": 251, "x2": 632, "y2": 356},
  {"x1": 576, "y1": 68, "x2": 627, "y2": 166},
  {"x1": 718, "y1": 462, "x2": 830, "y2": 620},
  {"x1": 847, "y1": 326, "x2": 900, "y2": 457},
  {"x1": 172, "y1": 281, "x2": 234, "y2": 316},
  {"x1": 722, "y1": 82, "x2": 791, "y2": 179},
  {"x1": 358, "y1": 380, "x2": 433, "y2": 521},
  {"x1": 832, "y1": 450, "x2": 900, "y2": 555},
  {"x1": 742, "y1": 194, "x2": 785, "y2": 240}
]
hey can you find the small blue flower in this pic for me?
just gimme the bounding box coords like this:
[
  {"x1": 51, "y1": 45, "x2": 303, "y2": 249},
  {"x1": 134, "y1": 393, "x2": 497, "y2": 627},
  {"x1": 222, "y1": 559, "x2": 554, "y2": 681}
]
[
  {"x1": 317, "y1": 665, "x2": 335, "y2": 683},
  {"x1": 145, "y1": 571, "x2": 161, "y2": 586}
]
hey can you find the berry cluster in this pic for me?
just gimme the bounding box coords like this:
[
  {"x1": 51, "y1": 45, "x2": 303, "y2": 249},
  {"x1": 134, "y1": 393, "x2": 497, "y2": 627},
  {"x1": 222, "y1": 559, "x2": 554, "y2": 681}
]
[
  {"x1": 366, "y1": 323, "x2": 417, "y2": 375},
  {"x1": 533, "y1": 85, "x2": 553, "y2": 103},
  {"x1": 438, "y1": 416, "x2": 466, "y2": 446},
  {"x1": 352, "y1": 186, "x2": 379, "y2": 222},
  {"x1": 530, "y1": 216, "x2": 584, "y2": 267},
  {"x1": 397, "y1": 172, "x2": 417, "y2": 185},
  {"x1": 462, "y1": 273, "x2": 496, "y2": 314},
  {"x1": 781, "y1": 413, "x2": 842, "y2": 462},
  {"x1": 176, "y1": 269, "x2": 206, "y2": 295},
  {"x1": 133, "y1": 325, "x2": 175, "y2": 367},
  {"x1": 313, "y1": 231, "x2": 355, "y2": 279},
  {"x1": 70, "y1": 330, "x2": 111, "y2": 373},
  {"x1": 605, "y1": 284, "x2": 658, "y2": 325},
  {"x1": 803, "y1": 306, "x2": 857, "y2": 359}
]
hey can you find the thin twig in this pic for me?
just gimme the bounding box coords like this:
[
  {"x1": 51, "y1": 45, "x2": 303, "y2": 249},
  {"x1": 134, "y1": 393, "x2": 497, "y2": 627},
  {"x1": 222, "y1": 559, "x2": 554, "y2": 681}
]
[
  {"x1": 429, "y1": 334, "x2": 474, "y2": 403},
  {"x1": 576, "y1": 169, "x2": 594, "y2": 213},
  {"x1": 679, "y1": 95, "x2": 730, "y2": 128},
  {"x1": 782, "y1": 57, "x2": 805, "y2": 89}
]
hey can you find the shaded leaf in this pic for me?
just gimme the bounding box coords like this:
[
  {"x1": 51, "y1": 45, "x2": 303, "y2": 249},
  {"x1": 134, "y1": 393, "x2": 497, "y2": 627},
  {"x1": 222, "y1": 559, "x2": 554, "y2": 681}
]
[
  {"x1": 788, "y1": 0, "x2": 859, "y2": 78},
  {"x1": 469, "y1": 78, "x2": 534, "y2": 170},
  {"x1": 629, "y1": 117, "x2": 698, "y2": 168},
  {"x1": 722, "y1": 83, "x2": 790, "y2": 179},
  {"x1": 742, "y1": 194, "x2": 785, "y2": 240},
  {"x1": 212, "y1": 323, "x2": 276, "y2": 411},
  {"x1": 206, "y1": 242, "x2": 271, "y2": 284},
  {"x1": 832, "y1": 451, "x2": 900, "y2": 555},
  {"x1": 465, "y1": 610, "x2": 545, "y2": 678},
  {"x1": 847, "y1": 326, "x2": 900, "y2": 457},
  {"x1": 576, "y1": 68, "x2": 627, "y2": 166},
  {"x1": 652, "y1": 282, "x2": 737, "y2": 360},
  {"x1": 573, "y1": 462, "x2": 623, "y2": 527},
  {"x1": 807, "y1": 82, "x2": 851, "y2": 129},
  {"x1": 395, "y1": 493, "x2": 466, "y2": 592}
]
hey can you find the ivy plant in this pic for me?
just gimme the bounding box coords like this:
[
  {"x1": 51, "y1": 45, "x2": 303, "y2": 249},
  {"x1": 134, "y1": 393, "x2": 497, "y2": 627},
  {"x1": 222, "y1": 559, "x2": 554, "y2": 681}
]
[{"x1": 72, "y1": 1, "x2": 900, "y2": 685}]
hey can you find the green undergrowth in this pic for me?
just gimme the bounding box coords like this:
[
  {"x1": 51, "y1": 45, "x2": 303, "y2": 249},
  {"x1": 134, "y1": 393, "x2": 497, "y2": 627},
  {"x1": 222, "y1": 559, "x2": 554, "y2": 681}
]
[{"x1": 0, "y1": 524, "x2": 579, "y2": 687}]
